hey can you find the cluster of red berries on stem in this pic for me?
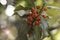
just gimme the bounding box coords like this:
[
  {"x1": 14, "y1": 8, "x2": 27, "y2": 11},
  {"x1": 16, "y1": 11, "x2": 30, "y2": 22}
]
[
  {"x1": 27, "y1": 6, "x2": 48, "y2": 27},
  {"x1": 27, "y1": 7, "x2": 41, "y2": 27}
]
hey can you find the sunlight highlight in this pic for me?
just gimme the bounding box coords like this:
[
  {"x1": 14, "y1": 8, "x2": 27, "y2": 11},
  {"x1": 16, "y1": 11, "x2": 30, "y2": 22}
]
[
  {"x1": 0, "y1": 0, "x2": 7, "y2": 5},
  {"x1": 5, "y1": 5, "x2": 15, "y2": 16}
]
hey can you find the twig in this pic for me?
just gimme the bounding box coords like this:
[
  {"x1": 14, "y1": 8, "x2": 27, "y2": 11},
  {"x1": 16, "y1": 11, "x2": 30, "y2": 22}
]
[
  {"x1": 48, "y1": 25, "x2": 60, "y2": 31},
  {"x1": 47, "y1": 6, "x2": 60, "y2": 10}
]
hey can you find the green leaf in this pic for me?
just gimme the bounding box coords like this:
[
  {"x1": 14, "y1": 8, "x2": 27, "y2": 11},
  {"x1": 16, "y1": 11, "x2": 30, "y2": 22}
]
[
  {"x1": 25, "y1": 0, "x2": 35, "y2": 8},
  {"x1": 15, "y1": 19, "x2": 30, "y2": 40},
  {"x1": 34, "y1": 25, "x2": 41, "y2": 40},
  {"x1": 15, "y1": 0, "x2": 36, "y2": 11}
]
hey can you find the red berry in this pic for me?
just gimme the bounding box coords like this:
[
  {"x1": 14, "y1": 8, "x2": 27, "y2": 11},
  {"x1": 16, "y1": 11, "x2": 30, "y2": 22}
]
[
  {"x1": 31, "y1": 8, "x2": 36, "y2": 13},
  {"x1": 42, "y1": 15, "x2": 47, "y2": 18},
  {"x1": 39, "y1": 20, "x2": 40, "y2": 23},
  {"x1": 27, "y1": 16, "x2": 33, "y2": 22},
  {"x1": 32, "y1": 13, "x2": 38, "y2": 18},
  {"x1": 36, "y1": 16, "x2": 41, "y2": 21},
  {"x1": 40, "y1": 9, "x2": 43, "y2": 13},
  {"x1": 32, "y1": 10, "x2": 37, "y2": 14},
  {"x1": 36, "y1": 5, "x2": 40, "y2": 9},
  {"x1": 35, "y1": 21, "x2": 40, "y2": 25},
  {"x1": 44, "y1": 7, "x2": 47, "y2": 11},
  {"x1": 31, "y1": 8, "x2": 35, "y2": 12}
]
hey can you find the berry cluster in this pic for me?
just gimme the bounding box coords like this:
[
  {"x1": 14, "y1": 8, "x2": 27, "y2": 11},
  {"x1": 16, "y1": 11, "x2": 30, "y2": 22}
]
[
  {"x1": 27, "y1": 6, "x2": 47, "y2": 27},
  {"x1": 27, "y1": 7, "x2": 41, "y2": 27}
]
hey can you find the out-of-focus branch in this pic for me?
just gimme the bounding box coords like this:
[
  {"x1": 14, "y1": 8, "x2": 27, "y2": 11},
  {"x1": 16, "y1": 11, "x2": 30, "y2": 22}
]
[
  {"x1": 48, "y1": 25, "x2": 60, "y2": 31},
  {"x1": 47, "y1": 6, "x2": 60, "y2": 10}
]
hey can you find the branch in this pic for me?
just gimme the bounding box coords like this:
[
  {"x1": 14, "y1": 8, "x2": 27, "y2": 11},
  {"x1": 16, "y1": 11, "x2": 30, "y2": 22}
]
[
  {"x1": 48, "y1": 25, "x2": 60, "y2": 31},
  {"x1": 47, "y1": 6, "x2": 60, "y2": 10}
]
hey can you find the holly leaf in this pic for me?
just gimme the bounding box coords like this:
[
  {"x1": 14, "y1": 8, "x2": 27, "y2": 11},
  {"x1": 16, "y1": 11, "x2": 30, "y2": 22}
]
[
  {"x1": 25, "y1": 0, "x2": 35, "y2": 8},
  {"x1": 15, "y1": 0, "x2": 36, "y2": 11},
  {"x1": 34, "y1": 25, "x2": 41, "y2": 40},
  {"x1": 14, "y1": 19, "x2": 30, "y2": 40}
]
